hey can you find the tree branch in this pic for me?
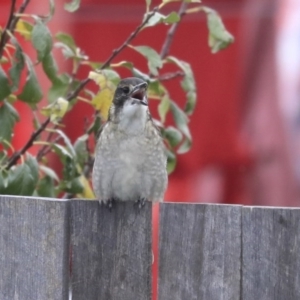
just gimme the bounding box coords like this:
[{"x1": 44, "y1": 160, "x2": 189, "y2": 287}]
[
  {"x1": 0, "y1": 0, "x2": 17, "y2": 58},
  {"x1": 5, "y1": 6, "x2": 159, "y2": 169},
  {"x1": 0, "y1": 0, "x2": 30, "y2": 58},
  {"x1": 65, "y1": 7, "x2": 159, "y2": 102},
  {"x1": 6, "y1": 118, "x2": 50, "y2": 170},
  {"x1": 160, "y1": 1, "x2": 188, "y2": 59}
]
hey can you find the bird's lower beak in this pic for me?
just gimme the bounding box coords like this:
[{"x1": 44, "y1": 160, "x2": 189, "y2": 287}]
[{"x1": 130, "y1": 82, "x2": 148, "y2": 106}]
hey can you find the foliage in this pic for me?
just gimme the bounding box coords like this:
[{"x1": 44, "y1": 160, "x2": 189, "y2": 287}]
[{"x1": 0, "y1": 0, "x2": 234, "y2": 198}]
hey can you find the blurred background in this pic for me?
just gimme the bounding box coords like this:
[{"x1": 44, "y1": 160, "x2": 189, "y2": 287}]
[{"x1": 1, "y1": 0, "x2": 300, "y2": 207}]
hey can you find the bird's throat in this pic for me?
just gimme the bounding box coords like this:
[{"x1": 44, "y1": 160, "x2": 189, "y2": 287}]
[{"x1": 118, "y1": 104, "x2": 148, "y2": 135}]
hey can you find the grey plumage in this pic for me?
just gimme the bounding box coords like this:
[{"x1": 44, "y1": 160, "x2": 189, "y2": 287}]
[{"x1": 92, "y1": 77, "x2": 168, "y2": 205}]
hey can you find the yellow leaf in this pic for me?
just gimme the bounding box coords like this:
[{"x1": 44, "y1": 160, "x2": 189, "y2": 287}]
[
  {"x1": 91, "y1": 88, "x2": 113, "y2": 120},
  {"x1": 77, "y1": 175, "x2": 96, "y2": 199},
  {"x1": 16, "y1": 20, "x2": 33, "y2": 40},
  {"x1": 41, "y1": 97, "x2": 69, "y2": 122},
  {"x1": 88, "y1": 71, "x2": 106, "y2": 89}
]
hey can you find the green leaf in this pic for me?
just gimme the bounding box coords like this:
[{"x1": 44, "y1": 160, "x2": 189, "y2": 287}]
[
  {"x1": 48, "y1": 74, "x2": 70, "y2": 103},
  {"x1": 62, "y1": 176, "x2": 83, "y2": 194},
  {"x1": 74, "y1": 134, "x2": 89, "y2": 168},
  {"x1": 64, "y1": 0, "x2": 81, "y2": 12},
  {"x1": 18, "y1": 56, "x2": 43, "y2": 106},
  {"x1": 0, "y1": 57, "x2": 9, "y2": 64},
  {"x1": 164, "y1": 11, "x2": 181, "y2": 23},
  {"x1": 177, "y1": 138, "x2": 192, "y2": 154},
  {"x1": 203, "y1": 7, "x2": 234, "y2": 53},
  {"x1": 132, "y1": 45, "x2": 162, "y2": 76},
  {"x1": 0, "y1": 170, "x2": 6, "y2": 193},
  {"x1": 55, "y1": 129, "x2": 76, "y2": 157},
  {"x1": 158, "y1": 95, "x2": 170, "y2": 123},
  {"x1": 45, "y1": 0, "x2": 55, "y2": 22},
  {"x1": 100, "y1": 69, "x2": 120, "y2": 86},
  {"x1": 9, "y1": 36, "x2": 25, "y2": 91},
  {"x1": 131, "y1": 68, "x2": 151, "y2": 81},
  {"x1": 163, "y1": 126, "x2": 183, "y2": 147},
  {"x1": 42, "y1": 53, "x2": 58, "y2": 83},
  {"x1": 37, "y1": 175, "x2": 56, "y2": 197},
  {"x1": 148, "y1": 80, "x2": 160, "y2": 96},
  {"x1": 0, "y1": 150, "x2": 8, "y2": 166},
  {"x1": 39, "y1": 165, "x2": 59, "y2": 181},
  {"x1": 51, "y1": 143, "x2": 73, "y2": 161},
  {"x1": 0, "y1": 66, "x2": 11, "y2": 101},
  {"x1": 165, "y1": 148, "x2": 177, "y2": 174},
  {"x1": 62, "y1": 156, "x2": 79, "y2": 181},
  {"x1": 31, "y1": 18, "x2": 53, "y2": 61},
  {"x1": 166, "y1": 56, "x2": 197, "y2": 115},
  {"x1": 143, "y1": 11, "x2": 180, "y2": 28},
  {"x1": 170, "y1": 101, "x2": 191, "y2": 139},
  {"x1": 170, "y1": 101, "x2": 192, "y2": 153},
  {"x1": 87, "y1": 114, "x2": 101, "y2": 136},
  {"x1": 4, "y1": 164, "x2": 35, "y2": 196},
  {"x1": 185, "y1": 91, "x2": 196, "y2": 115},
  {"x1": 55, "y1": 32, "x2": 76, "y2": 51},
  {"x1": 41, "y1": 97, "x2": 69, "y2": 122},
  {"x1": 25, "y1": 153, "x2": 39, "y2": 182},
  {"x1": 55, "y1": 42, "x2": 74, "y2": 58},
  {"x1": 0, "y1": 101, "x2": 20, "y2": 143}
]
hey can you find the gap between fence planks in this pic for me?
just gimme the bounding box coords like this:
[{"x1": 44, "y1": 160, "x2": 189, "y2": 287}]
[{"x1": 1, "y1": 196, "x2": 300, "y2": 300}]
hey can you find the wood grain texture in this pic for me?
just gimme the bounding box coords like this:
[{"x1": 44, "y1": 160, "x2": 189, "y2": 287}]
[
  {"x1": 158, "y1": 203, "x2": 241, "y2": 300},
  {"x1": 242, "y1": 206, "x2": 300, "y2": 300},
  {"x1": 71, "y1": 200, "x2": 152, "y2": 300},
  {"x1": 0, "y1": 196, "x2": 70, "y2": 300}
]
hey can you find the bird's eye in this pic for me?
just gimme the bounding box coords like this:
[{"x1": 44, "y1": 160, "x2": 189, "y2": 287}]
[{"x1": 123, "y1": 86, "x2": 130, "y2": 94}]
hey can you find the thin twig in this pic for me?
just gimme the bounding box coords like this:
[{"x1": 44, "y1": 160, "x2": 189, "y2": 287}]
[
  {"x1": 36, "y1": 133, "x2": 61, "y2": 161},
  {"x1": 6, "y1": 118, "x2": 50, "y2": 169},
  {"x1": 158, "y1": 71, "x2": 185, "y2": 81},
  {"x1": 0, "y1": 0, "x2": 31, "y2": 58},
  {"x1": 0, "y1": 0, "x2": 17, "y2": 58},
  {"x1": 5, "y1": 6, "x2": 159, "y2": 169},
  {"x1": 65, "y1": 7, "x2": 159, "y2": 101},
  {"x1": 160, "y1": 2, "x2": 188, "y2": 59}
]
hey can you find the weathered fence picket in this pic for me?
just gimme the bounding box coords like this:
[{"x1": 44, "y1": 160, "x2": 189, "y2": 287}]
[
  {"x1": 242, "y1": 207, "x2": 300, "y2": 300},
  {"x1": 158, "y1": 203, "x2": 241, "y2": 300},
  {"x1": 0, "y1": 196, "x2": 70, "y2": 300},
  {"x1": 0, "y1": 195, "x2": 300, "y2": 300},
  {"x1": 70, "y1": 200, "x2": 152, "y2": 300}
]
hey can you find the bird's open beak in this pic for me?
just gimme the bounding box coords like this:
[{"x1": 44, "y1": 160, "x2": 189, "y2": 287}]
[{"x1": 130, "y1": 82, "x2": 148, "y2": 106}]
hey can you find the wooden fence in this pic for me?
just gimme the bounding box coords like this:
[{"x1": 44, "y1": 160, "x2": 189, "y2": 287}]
[{"x1": 0, "y1": 196, "x2": 300, "y2": 300}]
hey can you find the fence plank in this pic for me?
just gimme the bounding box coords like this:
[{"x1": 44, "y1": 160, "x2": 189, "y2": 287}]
[
  {"x1": 242, "y1": 206, "x2": 300, "y2": 300},
  {"x1": 71, "y1": 200, "x2": 152, "y2": 300},
  {"x1": 158, "y1": 203, "x2": 242, "y2": 300},
  {"x1": 0, "y1": 196, "x2": 70, "y2": 300}
]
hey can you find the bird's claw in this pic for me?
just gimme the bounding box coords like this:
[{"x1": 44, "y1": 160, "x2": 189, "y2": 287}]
[
  {"x1": 101, "y1": 198, "x2": 115, "y2": 211},
  {"x1": 135, "y1": 197, "x2": 147, "y2": 209}
]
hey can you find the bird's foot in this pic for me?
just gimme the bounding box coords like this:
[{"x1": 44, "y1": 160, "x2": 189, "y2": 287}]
[
  {"x1": 135, "y1": 197, "x2": 147, "y2": 209},
  {"x1": 101, "y1": 198, "x2": 115, "y2": 211}
]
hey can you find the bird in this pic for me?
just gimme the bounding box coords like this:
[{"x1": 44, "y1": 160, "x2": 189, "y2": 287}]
[{"x1": 92, "y1": 77, "x2": 168, "y2": 208}]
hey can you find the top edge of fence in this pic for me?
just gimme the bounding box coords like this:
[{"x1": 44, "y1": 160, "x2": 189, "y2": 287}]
[{"x1": 1, "y1": 195, "x2": 300, "y2": 210}]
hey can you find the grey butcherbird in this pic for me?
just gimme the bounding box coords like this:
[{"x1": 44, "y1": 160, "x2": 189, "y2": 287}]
[{"x1": 92, "y1": 77, "x2": 168, "y2": 208}]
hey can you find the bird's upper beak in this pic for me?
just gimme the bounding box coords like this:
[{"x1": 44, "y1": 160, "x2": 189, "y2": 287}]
[{"x1": 130, "y1": 82, "x2": 148, "y2": 106}]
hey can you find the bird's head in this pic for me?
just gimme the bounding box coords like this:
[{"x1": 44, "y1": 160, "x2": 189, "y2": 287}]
[{"x1": 109, "y1": 77, "x2": 149, "y2": 126}]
